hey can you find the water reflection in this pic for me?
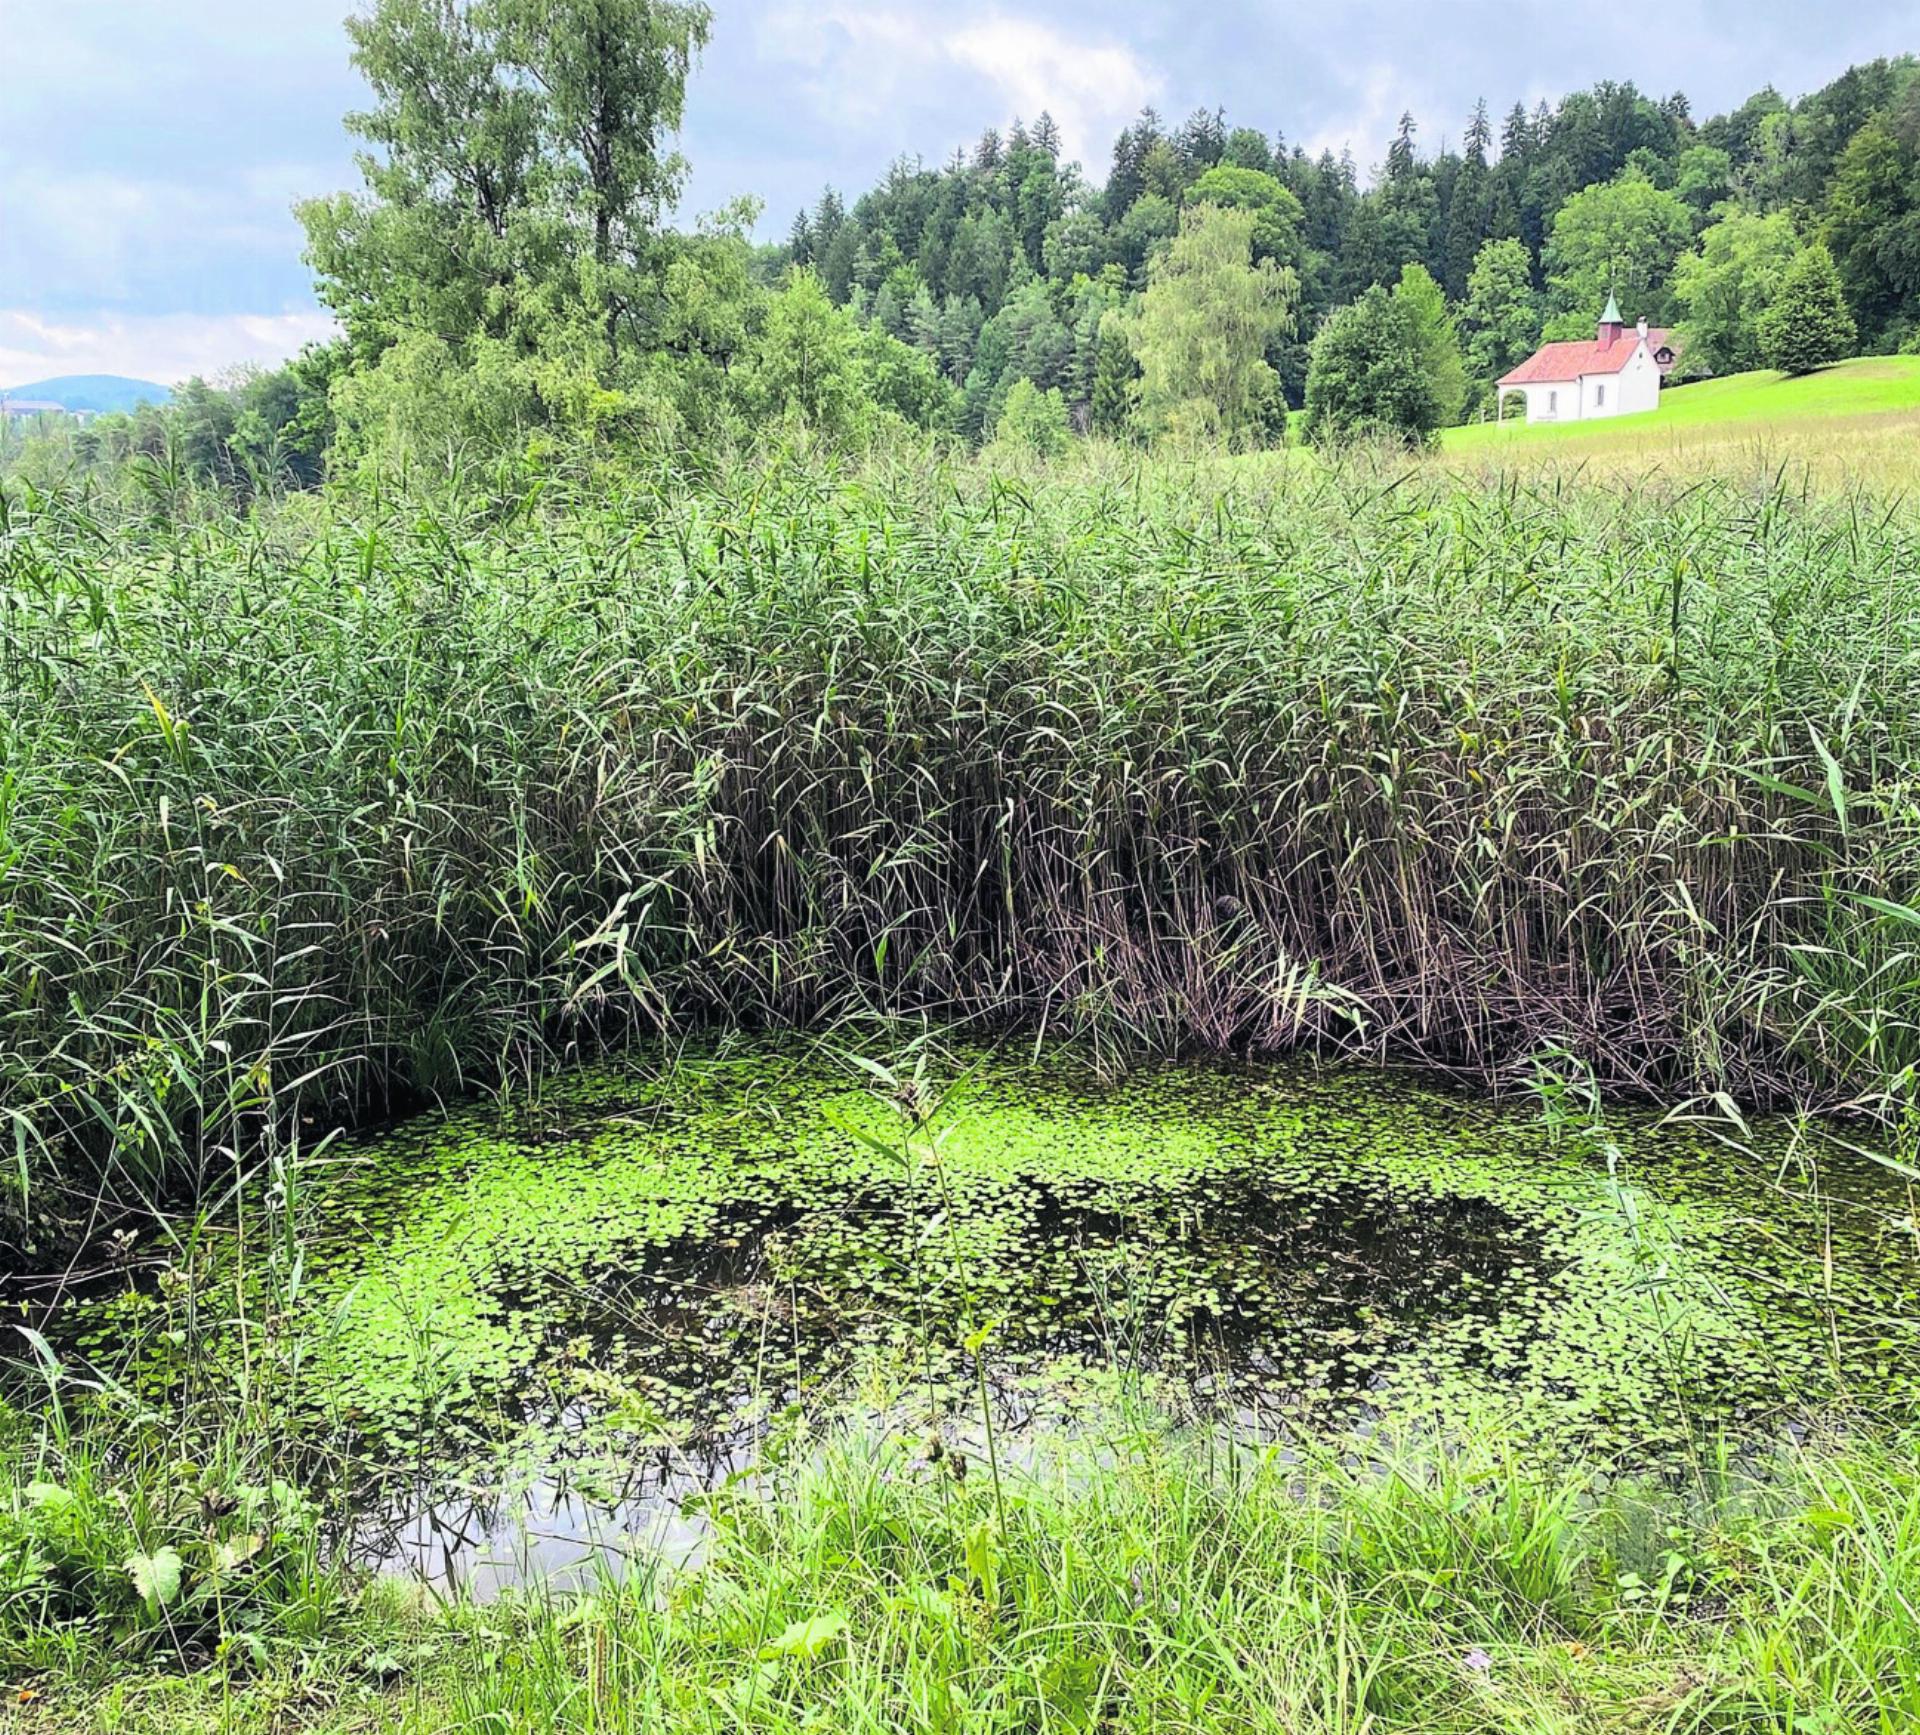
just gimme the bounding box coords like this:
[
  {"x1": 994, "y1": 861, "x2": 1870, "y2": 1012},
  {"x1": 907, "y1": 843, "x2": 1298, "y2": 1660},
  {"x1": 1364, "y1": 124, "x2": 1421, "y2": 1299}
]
[
  {"x1": 355, "y1": 1407, "x2": 743, "y2": 1594},
  {"x1": 348, "y1": 1172, "x2": 1546, "y2": 1593},
  {"x1": 108, "y1": 1053, "x2": 1920, "y2": 1594}
]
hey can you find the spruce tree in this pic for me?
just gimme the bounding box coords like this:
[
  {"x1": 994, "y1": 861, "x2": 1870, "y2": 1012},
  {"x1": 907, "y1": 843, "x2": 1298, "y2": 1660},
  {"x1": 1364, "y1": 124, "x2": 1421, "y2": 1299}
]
[
  {"x1": 1090, "y1": 312, "x2": 1138, "y2": 436},
  {"x1": 1105, "y1": 109, "x2": 1163, "y2": 220},
  {"x1": 787, "y1": 210, "x2": 814, "y2": 265},
  {"x1": 1500, "y1": 101, "x2": 1533, "y2": 163},
  {"x1": 1386, "y1": 112, "x2": 1419, "y2": 182},
  {"x1": 1757, "y1": 243, "x2": 1858, "y2": 373},
  {"x1": 1443, "y1": 101, "x2": 1492, "y2": 296},
  {"x1": 1176, "y1": 107, "x2": 1228, "y2": 174}
]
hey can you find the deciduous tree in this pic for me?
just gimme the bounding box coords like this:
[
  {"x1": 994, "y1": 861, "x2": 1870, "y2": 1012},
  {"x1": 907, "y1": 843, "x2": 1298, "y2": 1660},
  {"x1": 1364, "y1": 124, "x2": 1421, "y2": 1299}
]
[
  {"x1": 1302, "y1": 284, "x2": 1443, "y2": 446},
  {"x1": 1542, "y1": 171, "x2": 1692, "y2": 333},
  {"x1": 990, "y1": 377, "x2": 1072, "y2": 454},
  {"x1": 1670, "y1": 210, "x2": 1798, "y2": 375},
  {"x1": 1393, "y1": 264, "x2": 1467, "y2": 425},
  {"x1": 1459, "y1": 237, "x2": 1541, "y2": 388},
  {"x1": 1126, "y1": 204, "x2": 1298, "y2": 445},
  {"x1": 299, "y1": 0, "x2": 711, "y2": 372},
  {"x1": 1822, "y1": 119, "x2": 1920, "y2": 339},
  {"x1": 1184, "y1": 166, "x2": 1307, "y2": 270},
  {"x1": 740, "y1": 269, "x2": 869, "y2": 439}
]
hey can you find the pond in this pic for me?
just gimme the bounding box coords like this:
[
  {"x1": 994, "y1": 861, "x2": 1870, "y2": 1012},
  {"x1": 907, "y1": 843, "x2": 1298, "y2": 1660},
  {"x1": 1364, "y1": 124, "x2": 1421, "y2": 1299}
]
[{"x1": 77, "y1": 1043, "x2": 1920, "y2": 1592}]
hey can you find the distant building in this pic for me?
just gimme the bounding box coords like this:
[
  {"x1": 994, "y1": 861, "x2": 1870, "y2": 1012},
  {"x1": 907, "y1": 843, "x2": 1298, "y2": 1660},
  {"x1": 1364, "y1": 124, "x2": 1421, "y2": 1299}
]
[
  {"x1": 1496, "y1": 296, "x2": 1678, "y2": 425},
  {"x1": 0, "y1": 397, "x2": 95, "y2": 424}
]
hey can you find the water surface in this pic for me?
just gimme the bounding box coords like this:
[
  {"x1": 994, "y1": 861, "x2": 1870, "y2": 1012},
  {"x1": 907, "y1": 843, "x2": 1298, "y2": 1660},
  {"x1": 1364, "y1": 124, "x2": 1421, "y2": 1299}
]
[{"x1": 83, "y1": 1045, "x2": 1920, "y2": 1590}]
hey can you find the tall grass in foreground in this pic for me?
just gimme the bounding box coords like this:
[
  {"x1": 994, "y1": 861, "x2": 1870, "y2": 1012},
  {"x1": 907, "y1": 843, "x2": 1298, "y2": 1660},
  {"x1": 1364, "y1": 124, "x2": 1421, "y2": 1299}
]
[
  {"x1": 436, "y1": 1419, "x2": 1920, "y2": 1735},
  {"x1": 18, "y1": 1406, "x2": 1920, "y2": 1732},
  {"x1": 5, "y1": 448, "x2": 1920, "y2": 1238}
]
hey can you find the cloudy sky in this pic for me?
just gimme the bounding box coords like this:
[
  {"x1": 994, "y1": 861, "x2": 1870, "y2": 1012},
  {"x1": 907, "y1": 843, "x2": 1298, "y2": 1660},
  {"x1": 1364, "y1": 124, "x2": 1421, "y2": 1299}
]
[{"x1": 3, "y1": 0, "x2": 1916, "y2": 387}]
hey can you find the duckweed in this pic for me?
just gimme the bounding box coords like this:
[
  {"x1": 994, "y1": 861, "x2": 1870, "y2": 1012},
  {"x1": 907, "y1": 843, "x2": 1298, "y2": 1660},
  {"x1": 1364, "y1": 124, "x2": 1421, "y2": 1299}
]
[{"x1": 84, "y1": 1047, "x2": 1920, "y2": 1487}]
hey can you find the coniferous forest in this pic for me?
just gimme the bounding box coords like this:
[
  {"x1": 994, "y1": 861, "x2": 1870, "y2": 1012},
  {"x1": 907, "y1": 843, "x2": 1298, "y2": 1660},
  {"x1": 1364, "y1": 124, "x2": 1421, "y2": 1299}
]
[{"x1": 7, "y1": 24, "x2": 1919, "y2": 485}]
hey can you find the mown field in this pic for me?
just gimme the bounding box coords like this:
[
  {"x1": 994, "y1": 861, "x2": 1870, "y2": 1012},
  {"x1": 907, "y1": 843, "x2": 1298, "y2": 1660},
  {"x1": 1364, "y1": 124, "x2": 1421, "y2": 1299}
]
[{"x1": 4, "y1": 448, "x2": 1920, "y2": 1731}]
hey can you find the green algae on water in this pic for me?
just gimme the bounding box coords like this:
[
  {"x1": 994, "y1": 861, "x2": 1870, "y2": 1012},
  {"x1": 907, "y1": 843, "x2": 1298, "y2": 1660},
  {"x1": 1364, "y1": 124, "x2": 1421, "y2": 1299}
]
[{"x1": 92, "y1": 1047, "x2": 1920, "y2": 1473}]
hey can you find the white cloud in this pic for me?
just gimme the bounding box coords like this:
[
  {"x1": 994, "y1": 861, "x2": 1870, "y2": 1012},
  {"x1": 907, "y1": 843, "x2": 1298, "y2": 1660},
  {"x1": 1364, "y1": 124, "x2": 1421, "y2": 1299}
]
[
  {"x1": 0, "y1": 309, "x2": 339, "y2": 390},
  {"x1": 1, "y1": 0, "x2": 350, "y2": 119},
  {"x1": 945, "y1": 19, "x2": 1158, "y2": 166},
  {"x1": 757, "y1": 5, "x2": 1159, "y2": 169},
  {"x1": 1296, "y1": 62, "x2": 1450, "y2": 182},
  {"x1": 1298, "y1": 64, "x2": 1402, "y2": 171}
]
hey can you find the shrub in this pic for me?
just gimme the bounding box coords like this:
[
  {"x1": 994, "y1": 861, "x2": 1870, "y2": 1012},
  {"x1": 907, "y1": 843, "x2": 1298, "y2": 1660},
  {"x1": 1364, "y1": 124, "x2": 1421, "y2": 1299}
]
[
  {"x1": 1302, "y1": 286, "x2": 1445, "y2": 446},
  {"x1": 0, "y1": 1415, "x2": 329, "y2": 1671}
]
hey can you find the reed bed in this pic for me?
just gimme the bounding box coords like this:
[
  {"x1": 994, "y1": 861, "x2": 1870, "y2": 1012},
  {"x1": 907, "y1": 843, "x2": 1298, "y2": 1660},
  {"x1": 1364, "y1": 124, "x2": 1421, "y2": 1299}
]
[{"x1": 4, "y1": 449, "x2": 1920, "y2": 1237}]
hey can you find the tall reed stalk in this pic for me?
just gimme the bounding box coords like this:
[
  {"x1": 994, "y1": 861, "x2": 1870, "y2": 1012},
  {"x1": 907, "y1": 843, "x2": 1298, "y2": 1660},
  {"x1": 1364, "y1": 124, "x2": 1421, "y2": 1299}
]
[{"x1": 5, "y1": 450, "x2": 1919, "y2": 1241}]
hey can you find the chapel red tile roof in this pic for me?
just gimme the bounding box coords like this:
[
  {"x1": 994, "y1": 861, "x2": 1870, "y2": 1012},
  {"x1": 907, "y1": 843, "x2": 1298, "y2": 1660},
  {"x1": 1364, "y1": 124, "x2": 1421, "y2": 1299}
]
[{"x1": 1498, "y1": 327, "x2": 1673, "y2": 387}]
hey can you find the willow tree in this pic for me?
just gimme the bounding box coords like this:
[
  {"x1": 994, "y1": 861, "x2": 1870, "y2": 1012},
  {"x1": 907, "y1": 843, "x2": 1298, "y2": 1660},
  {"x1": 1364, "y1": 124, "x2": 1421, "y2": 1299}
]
[{"x1": 1125, "y1": 203, "x2": 1298, "y2": 446}]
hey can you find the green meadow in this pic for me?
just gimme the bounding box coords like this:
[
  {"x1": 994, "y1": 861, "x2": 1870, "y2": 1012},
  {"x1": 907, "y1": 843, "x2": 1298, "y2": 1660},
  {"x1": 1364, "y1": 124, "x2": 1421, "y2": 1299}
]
[{"x1": 1445, "y1": 355, "x2": 1920, "y2": 458}]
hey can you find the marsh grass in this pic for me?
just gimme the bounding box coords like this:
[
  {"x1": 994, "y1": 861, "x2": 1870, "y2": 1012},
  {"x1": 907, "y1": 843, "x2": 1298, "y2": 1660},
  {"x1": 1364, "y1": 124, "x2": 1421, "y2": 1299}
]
[
  {"x1": 13, "y1": 1401, "x2": 1920, "y2": 1733},
  {"x1": 6, "y1": 450, "x2": 1920, "y2": 1245}
]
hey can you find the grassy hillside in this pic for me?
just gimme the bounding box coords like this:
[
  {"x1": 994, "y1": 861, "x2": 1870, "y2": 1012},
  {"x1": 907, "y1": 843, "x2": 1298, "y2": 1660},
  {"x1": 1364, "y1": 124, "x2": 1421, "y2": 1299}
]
[{"x1": 1444, "y1": 355, "x2": 1920, "y2": 463}]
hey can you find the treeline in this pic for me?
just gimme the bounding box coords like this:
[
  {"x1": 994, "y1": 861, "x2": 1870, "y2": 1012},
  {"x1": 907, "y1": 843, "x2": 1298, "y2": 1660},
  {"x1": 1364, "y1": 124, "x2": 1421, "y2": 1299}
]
[
  {"x1": 6, "y1": 4, "x2": 1918, "y2": 491},
  {"x1": 19, "y1": 356, "x2": 341, "y2": 494},
  {"x1": 792, "y1": 59, "x2": 1919, "y2": 425}
]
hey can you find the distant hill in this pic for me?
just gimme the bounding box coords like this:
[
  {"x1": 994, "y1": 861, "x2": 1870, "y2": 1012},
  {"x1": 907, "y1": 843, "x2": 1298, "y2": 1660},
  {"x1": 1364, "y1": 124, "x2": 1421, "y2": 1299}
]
[{"x1": 0, "y1": 375, "x2": 173, "y2": 414}]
